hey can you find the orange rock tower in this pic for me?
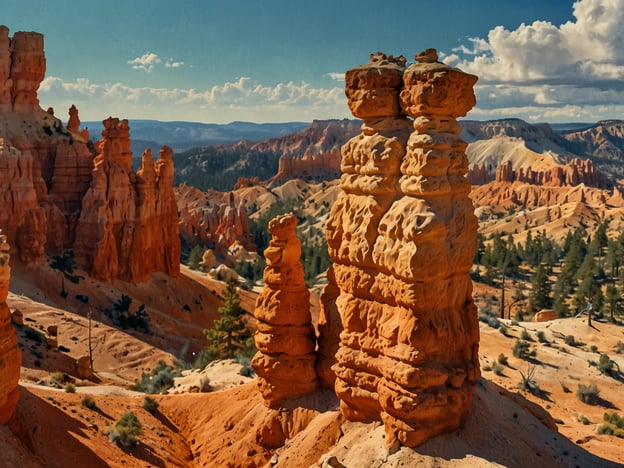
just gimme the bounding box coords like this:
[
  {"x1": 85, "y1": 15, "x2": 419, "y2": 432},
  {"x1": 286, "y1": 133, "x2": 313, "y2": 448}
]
[
  {"x1": 74, "y1": 118, "x2": 181, "y2": 283},
  {"x1": 251, "y1": 213, "x2": 318, "y2": 406},
  {"x1": 320, "y1": 50, "x2": 480, "y2": 447},
  {"x1": 0, "y1": 230, "x2": 21, "y2": 424}
]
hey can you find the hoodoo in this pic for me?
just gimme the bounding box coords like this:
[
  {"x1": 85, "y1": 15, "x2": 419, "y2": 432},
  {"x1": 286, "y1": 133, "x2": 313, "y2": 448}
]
[
  {"x1": 320, "y1": 50, "x2": 480, "y2": 447},
  {"x1": 0, "y1": 230, "x2": 20, "y2": 425},
  {"x1": 252, "y1": 213, "x2": 318, "y2": 406}
]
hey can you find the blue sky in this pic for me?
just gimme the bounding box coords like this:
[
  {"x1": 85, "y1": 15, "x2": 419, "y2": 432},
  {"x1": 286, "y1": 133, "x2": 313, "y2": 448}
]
[{"x1": 5, "y1": 0, "x2": 623, "y2": 124}]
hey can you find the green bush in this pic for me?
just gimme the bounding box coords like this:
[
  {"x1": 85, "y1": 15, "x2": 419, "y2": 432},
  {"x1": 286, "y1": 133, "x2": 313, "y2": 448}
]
[
  {"x1": 578, "y1": 414, "x2": 590, "y2": 425},
  {"x1": 491, "y1": 362, "x2": 505, "y2": 376},
  {"x1": 50, "y1": 371, "x2": 71, "y2": 388},
  {"x1": 520, "y1": 329, "x2": 532, "y2": 341},
  {"x1": 131, "y1": 360, "x2": 179, "y2": 394},
  {"x1": 65, "y1": 383, "x2": 76, "y2": 393},
  {"x1": 536, "y1": 330, "x2": 547, "y2": 343},
  {"x1": 576, "y1": 383, "x2": 600, "y2": 404},
  {"x1": 142, "y1": 396, "x2": 159, "y2": 413},
  {"x1": 497, "y1": 353, "x2": 509, "y2": 366},
  {"x1": 108, "y1": 412, "x2": 143, "y2": 447},
  {"x1": 513, "y1": 340, "x2": 531, "y2": 359},
  {"x1": 564, "y1": 335, "x2": 576, "y2": 346},
  {"x1": 81, "y1": 396, "x2": 97, "y2": 409}
]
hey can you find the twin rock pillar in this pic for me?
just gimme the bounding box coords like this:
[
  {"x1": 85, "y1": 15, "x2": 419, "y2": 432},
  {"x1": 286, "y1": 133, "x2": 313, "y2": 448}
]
[{"x1": 320, "y1": 50, "x2": 480, "y2": 447}]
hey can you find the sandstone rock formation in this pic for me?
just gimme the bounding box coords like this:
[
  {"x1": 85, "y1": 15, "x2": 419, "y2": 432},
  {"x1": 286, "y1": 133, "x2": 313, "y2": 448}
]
[
  {"x1": 74, "y1": 121, "x2": 180, "y2": 283},
  {"x1": 176, "y1": 184, "x2": 255, "y2": 264},
  {"x1": 0, "y1": 230, "x2": 21, "y2": 425},
  {"x1": 495, "y1": 158, "x2": 607, "y2": 188},
  {"x1": 320, "y1": 51, "x2": 480, "y2": 447},
  {"x1": 0, "y1": 26, "x2": 180, "y2": 284},
  {"x1": 252, "y1": 213, "x2": 318, "y2": 406}
]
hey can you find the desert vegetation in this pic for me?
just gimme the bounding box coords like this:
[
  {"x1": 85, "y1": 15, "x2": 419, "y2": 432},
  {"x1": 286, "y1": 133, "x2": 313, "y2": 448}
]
[{"x1": 473, "y1": 222, "x2": 624, "y2": 321}]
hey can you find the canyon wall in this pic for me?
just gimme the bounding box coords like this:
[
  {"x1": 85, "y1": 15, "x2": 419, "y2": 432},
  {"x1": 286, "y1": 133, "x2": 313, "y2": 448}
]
[
  {"x1": 495, "y1": 158, "x2": 608, "y2": 188},
  {"x1": 176, "y1": 184, "x2": 255, "y2": 265},
  {"x1": 0, "y1": 230, "x2": 20, "y2": 425},
  {"x1": 74, "y1": 119, "x2": 180, "y2": 283},
  {"x1": 251, "y1": 213, "x2": 318, "y2": 406},
  {"x1": 0, "y1": 26, "x2": 180, "y2": 283},
  {"x1": 319, "y1": 50, "x2": 480, "y2": 447}
]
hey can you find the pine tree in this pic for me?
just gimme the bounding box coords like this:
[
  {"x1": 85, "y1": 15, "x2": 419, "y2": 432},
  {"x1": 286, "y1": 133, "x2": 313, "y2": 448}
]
[
  {"x1": 529, "y1": 263, "x2": 552, "y2": 313},
  {"x1": 204, "y1": 278, "x2": 252, "y2": 358},
  {"x1": 188, "y1": 244, "x2": 206, "y2": 270},
  {"x1": 50, "y1": 250, "x2": 81, "y2": 298}
]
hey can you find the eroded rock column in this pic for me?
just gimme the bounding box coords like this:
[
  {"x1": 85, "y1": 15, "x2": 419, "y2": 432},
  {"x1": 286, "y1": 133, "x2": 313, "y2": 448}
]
[
  {"x1": 322, "y1": 50, "x2": 480, "y2": 447},
  {"x1": 321, "y1": 53, "x2": 413, "y2": 420},
  {"x1": 251, "y1": 213, "x2": 318, "y2": 406},
  {"x1": 0, "y1": 230, "x2": 21, "y2": 424}
]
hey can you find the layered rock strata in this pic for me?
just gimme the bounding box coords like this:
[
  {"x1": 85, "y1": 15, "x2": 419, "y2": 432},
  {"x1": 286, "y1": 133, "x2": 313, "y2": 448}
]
[
  {"x1": 74, "y1": 119, "x2": 180, "y2": 283},
  {"x1": 0, "y1": 230, "x2": 20, "y2": 425},
  {"x1": 251, "y1": 213, "x2": 318, "y2": 406},
  {"x1": 495, "y1": 158, "x2": 607, "y2": 187},
  {"x1": 321, "y1": 51, "x2": 480, "y2": 447}
]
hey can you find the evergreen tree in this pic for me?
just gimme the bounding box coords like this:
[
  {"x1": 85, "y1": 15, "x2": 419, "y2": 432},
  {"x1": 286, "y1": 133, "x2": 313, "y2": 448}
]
[
  {"x1": 50, "y1": 250, "x2": 81, "y2": 298},
  {"x1": 188, "y1": 244, "x2": 206, "y2": 270},
  {"x1": 529, "y1": 263, "x2": 552, "y2": 313},
  {"x1": 204, "y1": 278, "x2": 253, "y2": 359}
]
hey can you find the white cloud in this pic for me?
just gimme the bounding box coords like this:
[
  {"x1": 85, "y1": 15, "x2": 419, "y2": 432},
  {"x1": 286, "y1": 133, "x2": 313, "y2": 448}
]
[
  {"x1": 445, "y1": 0, "x2": 624, "y2": 121},
  {"x1": 127, "y1": 53, "x2": 162, "y2": 73},
  {"x1": 324, "y1": 72, "x2": 345, "y2": 81},
  {"x1": 165, "y1": 59, "x2": 185, "y2": 68},
  {"x1": 38, "y1": 76, "x2": 348, "y2": 123}
]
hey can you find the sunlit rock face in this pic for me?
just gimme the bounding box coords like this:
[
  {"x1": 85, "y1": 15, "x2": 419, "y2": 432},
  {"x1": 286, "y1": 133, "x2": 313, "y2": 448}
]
[
  {"x1": 0, "y1": 25, "x2": 180, "y2": 283},
  {"x1": 74, "y1": 119, "x2": 180, "y2": 283},
  {"x1": 0, "y1": 230, "x2": 21, "y2": 425},
  {"x1": 252, "y1": 213, "x2": 318, "y2": 406},
  {"x1": 319, "y1": 50, "x2": 480, "y2": 447}
]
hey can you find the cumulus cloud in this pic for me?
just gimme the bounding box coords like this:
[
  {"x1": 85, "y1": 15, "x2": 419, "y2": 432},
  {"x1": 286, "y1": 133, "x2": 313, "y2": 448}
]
[
  {"x1": 127, "y1": 53, "x2": 162, "y2": 73},
  {"x1": 445, "y1": 0, "x2": 624, "y2": 122},
  {"x1": 39, "y1": 76, "x2": 348, "y2": 123}
]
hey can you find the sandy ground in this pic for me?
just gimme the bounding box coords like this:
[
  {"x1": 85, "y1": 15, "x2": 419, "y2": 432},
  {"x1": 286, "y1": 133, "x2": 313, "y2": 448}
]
[{"x1": 1, "y1": 261, "x2": 624, "y2": 467}]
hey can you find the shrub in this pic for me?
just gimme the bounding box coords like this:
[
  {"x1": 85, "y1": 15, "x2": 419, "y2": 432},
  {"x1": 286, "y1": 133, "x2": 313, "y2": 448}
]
[
  {"x1": 518, "y1": 365, "x2": 539, "y2": 393},
  {"x1": 590, "y1": 345, "x2": 598, "y2": 353},
  {"x1": 142, "y1": 396, "x2": 159, "y2": 413},
  {"x1": 482, "y1": 364, "x2": 492, "y2": 372},
  {"x1": 487, "y1": 316, "x2": 501, "y2": 329},
  {"x1": 520, "y1": 329, "x2": 532, "y2": 341},
  {"x1": 491, "y1": 362, "x2": 505, "y2": 376},
  {"x1": 499, "y1": 324, "x2": 508, "y2": 336},
  {"x1": 597, "y1": 353, "x2": 620, "y2": 376},
  {"x1": 131, "y1": 360, "x2": 179, "y2": 394},
  {"x1": 565, "y1": 335, "x2": 577, "y2": 346},
  {"x1": 578, "y1": 414, "x2": 590, "y2": 425},
  {"x1": 50, "y1": 371, "x2": 71, "y2": 388},
  {"x1": 536, "y1": 330, "x2": 547, "y2": 343},
  {"x1": 65, "y1": 383, "x2": 76, "y2": 393},
  {"x1": 513, "y1": 340, "x2": 531, "y2": 359},
  {"x1": 576, "y1": 383, "x2": 600, "y2": 404},
  {"x1": 615, "y1": 341, "x2": 624, "y2": 354},
  {"x1": 82, "y1": 396, "x2": 97, "y2": 409},
  {"x1": 199, "y1": 376, "x2": 212, "y2": 393},
  {"x1": 497, "y1": 353, "x2": 508, "y2": 366},
  {"x1": 108, "y1": 412, "x2": 143, "y2": 447}
]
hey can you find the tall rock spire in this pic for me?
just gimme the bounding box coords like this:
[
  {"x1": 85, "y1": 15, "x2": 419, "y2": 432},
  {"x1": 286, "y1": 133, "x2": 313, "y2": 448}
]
[
  {"x1": 252, "y1": 213, "x2": 318, "y2": 406},
  {"x1": 320, "y1": 50, "x2": 480, "y2": 447}
]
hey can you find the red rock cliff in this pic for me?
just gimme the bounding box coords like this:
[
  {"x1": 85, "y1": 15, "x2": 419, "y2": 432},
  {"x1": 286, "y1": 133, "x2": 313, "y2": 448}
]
[
  {"x1": 0, "y1": 230, "x2": 21, "y2": 425},
  {"x1": 320, "y1": 50, "x2": 480, "y2": 447},
  {"x1": 495, "y1": 158, "x2": 607, "y2": 187}
]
